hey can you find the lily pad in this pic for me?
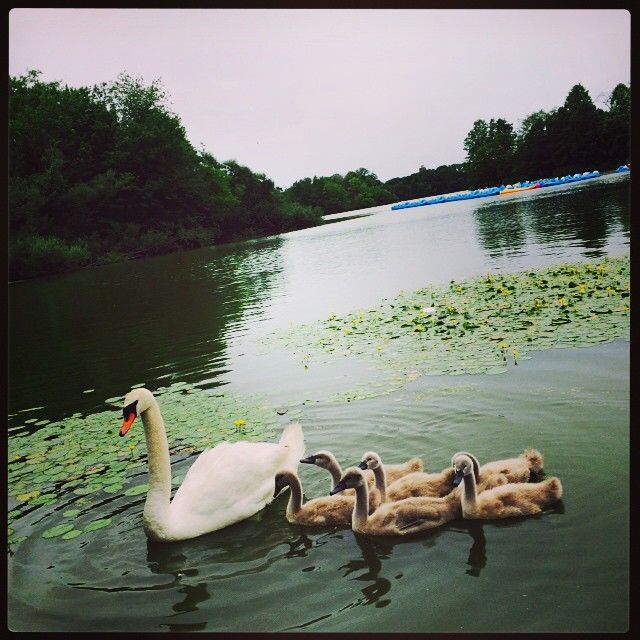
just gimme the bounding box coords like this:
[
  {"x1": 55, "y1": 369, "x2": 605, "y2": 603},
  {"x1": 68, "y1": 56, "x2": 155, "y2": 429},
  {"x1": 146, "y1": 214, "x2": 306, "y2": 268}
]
[
  {"x1": 42, "y1": 523, "x2": 75, "y2": 539},
  {"x1": 83, "y1": 518, "x2": 112, "y2": 532},
  {"x1": 61, "y1": 529, "x2": 84, "y2": 540},
  {"x1": 124, "y1": 484, "x2": 149, "y2": 497}
]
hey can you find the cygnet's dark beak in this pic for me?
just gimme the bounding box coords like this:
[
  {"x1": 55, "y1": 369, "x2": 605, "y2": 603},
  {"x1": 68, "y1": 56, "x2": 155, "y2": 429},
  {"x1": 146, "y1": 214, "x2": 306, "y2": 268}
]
[
  {"x1": 452, "y1": 469, "x2": 465, "y2": 487},
  {"x1": 274, "y1": 475, "x2": 288, "y2": 498},
  {"x1": 330, "y1": 480, "x2": 348, "y2": 496},
  {"x1": 300, "y1": 455, "x2": 318, "y2": 465},
  {"x1": 357, "y1": 461, "x2": 368, "y2": 470}
]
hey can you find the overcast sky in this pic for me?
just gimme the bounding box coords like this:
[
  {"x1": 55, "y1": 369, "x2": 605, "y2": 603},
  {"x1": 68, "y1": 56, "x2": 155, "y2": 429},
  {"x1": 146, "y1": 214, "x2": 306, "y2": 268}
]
[{"x1": 9, "y1": 9, "x2": 630, "y2": 188}]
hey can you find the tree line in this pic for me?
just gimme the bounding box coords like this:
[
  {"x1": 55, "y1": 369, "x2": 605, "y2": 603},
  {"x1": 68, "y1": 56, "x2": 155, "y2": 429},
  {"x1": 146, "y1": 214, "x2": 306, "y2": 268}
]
[
  {"x1": 9, "y1": 71, "x2": 322, "y2": 280},
  {"x1": 379, "y1": 82, "x2": 629, "y2": 202},
  {"x1": 9, "y1": 72, "x2": 629, "y2": 280}
]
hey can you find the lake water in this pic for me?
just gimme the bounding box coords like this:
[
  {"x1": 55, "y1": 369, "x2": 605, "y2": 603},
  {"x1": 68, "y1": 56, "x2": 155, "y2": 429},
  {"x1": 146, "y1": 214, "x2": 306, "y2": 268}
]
[{"x1": 8, "y1": 172, "x2": 629, "y2": 632}]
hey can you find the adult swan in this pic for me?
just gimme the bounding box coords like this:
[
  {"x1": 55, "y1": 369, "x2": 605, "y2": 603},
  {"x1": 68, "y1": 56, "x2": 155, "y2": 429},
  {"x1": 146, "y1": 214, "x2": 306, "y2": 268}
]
[{"x1": 119, "y1": 388, "x2": 305, "y2": 541}]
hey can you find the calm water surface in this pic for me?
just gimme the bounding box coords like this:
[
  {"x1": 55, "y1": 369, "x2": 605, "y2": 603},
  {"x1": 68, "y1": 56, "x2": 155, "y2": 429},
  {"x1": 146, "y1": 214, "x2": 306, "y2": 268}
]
[{"x1": 8, "y1": 172, "x2": 629, "y2": 632}]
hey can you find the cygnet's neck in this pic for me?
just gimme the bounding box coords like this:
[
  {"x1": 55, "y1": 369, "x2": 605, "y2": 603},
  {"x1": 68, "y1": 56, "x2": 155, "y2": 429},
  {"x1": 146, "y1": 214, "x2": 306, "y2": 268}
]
[
  {"x1": 460, "y1": 470, "x2": 478, "y2": 517},
  {"x1": 325, "y1": 456, "x2": 344, "y2": 491},
  {"x1": 352, "y1": 481, "x2": 370, "y2": 532},
  {"x1": 372, "y1": 464, "x2": 387, "y2": 502},
  {"x1": 285, "y1": 472, "x2": 304, "y2": 518}
]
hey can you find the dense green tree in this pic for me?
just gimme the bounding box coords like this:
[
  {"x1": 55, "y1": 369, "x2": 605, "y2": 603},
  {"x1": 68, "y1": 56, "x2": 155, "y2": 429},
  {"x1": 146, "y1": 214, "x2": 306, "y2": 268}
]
[
  {"x1": 463, "y1": 118, "x2": 516, "y2": 186},
  {"x1": 9, "y1": 71, "x2": 322, "y2": 279},
  {"x1": 385, "y1": 163, "x2": 468, "y2": 201},
  {"x1": 603, "y1": 83, "x2": 630, "y2": 167}
]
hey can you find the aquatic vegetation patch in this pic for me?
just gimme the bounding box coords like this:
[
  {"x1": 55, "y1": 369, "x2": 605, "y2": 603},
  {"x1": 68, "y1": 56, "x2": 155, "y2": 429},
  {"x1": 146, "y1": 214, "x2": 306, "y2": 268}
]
[
  {"x1": 7, "y1": 385, "x2": 285, "y2": 547},
  {"x1": 270, "y1": 256, "x2": 629, "y2": 380}
]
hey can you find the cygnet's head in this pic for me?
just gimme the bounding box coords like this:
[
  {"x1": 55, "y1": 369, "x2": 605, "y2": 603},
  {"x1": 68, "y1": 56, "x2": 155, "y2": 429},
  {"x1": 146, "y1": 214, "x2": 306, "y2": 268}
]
[
  {"x1": 358, "y1": 451, "x2": 382, "y2": 471},
  {"x1": 273, "y1": 470, "x2": 295, "y2": 498},
  {"x1": 119, "y1": 388, "x2": 155, "y2": 437},
  {"x1": 329, "y1": 467, "x2": 366, "y2": 495},
  {"x1": 299, "y1": 450, "x2": 337, "y2": 470},
  {"x1": 451, "y1": 452, "x2": 480, "y2": 486}
]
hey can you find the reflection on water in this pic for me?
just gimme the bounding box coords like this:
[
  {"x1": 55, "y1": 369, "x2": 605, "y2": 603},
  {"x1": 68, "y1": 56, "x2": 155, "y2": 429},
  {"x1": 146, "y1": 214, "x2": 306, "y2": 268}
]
[
  {"x1": 340, "y1": 533, "x2": 393, "y2": 609},
  {"x1": 8, "y1": 236, "x2": 286, "y2": 426},
  {"x1": 459, "y1": 521, "x2": 487, "y2": 577},
  {"x1": 474, "y1": 178, "x2": 629, "y2": 261}
]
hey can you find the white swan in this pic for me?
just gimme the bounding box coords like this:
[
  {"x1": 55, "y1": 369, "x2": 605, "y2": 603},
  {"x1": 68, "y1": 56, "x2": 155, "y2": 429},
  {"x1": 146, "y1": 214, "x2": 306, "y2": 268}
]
[{"x1": 119, "y1": 388, "x2": 305, "y2": 541}]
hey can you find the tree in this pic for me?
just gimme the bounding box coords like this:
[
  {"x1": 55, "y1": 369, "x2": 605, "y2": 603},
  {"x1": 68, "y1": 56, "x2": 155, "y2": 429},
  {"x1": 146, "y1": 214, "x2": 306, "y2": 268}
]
[
  {"x1": 463, "y1": 118, "x2": 516, "y2": 185},
  {"x1": 604, "y1": 83, "x2": 630, "y2": 166}
]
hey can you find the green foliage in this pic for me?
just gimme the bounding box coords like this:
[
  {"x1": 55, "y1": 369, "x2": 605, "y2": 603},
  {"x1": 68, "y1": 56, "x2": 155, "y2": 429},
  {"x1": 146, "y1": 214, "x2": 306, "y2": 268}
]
[
  {"x1": 10, "y1": 234, "x2": 91, "y2": 279},
  {"x1": 467, "y1": 83, "x2": 631, "y2": 184},
  {"x1": 9, "y1": 71, "x2": 323, "y2": 280},
  {"x1": 464, "y1": 118, "x2": 516, "y2": 186},
  {"x1": 385, "y1": 163, "x2": 468, "y2": 202},
  {"x1": 285, "y1": 168, "x2": 397, "y2": 216}
]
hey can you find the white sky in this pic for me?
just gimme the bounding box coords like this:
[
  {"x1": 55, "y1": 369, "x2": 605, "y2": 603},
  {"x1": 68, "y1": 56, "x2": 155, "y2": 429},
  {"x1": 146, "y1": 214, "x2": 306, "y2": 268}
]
[{"x1": 9, "y1": 8, "x2": 630, "y2": 188}]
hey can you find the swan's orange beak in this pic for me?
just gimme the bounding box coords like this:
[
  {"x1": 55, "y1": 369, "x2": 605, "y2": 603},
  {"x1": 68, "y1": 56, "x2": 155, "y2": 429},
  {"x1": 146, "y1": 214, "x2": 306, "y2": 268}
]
[{"x1": 120, "y1": 413, "x2": 136, "y2": 437}]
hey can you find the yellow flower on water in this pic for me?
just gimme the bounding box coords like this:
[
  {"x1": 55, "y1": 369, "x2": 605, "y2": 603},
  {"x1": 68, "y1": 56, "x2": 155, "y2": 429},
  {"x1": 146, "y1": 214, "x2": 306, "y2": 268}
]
[
  {"x1": 498, "y1": 342, "x2": 509, "y2": 349},
  {"x1": 16, "y1": 491, "x2": 40, "y2": 502},
  {"x1": 415, "y1": 324, "x2": 424, "y2": 332},
  {"x1": 234, "y1": 419, "x2": 246, "y2": 428},
  {"x1": 578, "y1": 283, "x2": 587, "y2": 295},
  {"x1": 498, "y1": 287, "x2": 511, "y2": 295},
  {"x1": 605, "y1": 287, "x2": 615, "y2": 296},
  {"x1": 328, "y1": 313, "x2": 337, "y2": 321},
  {"x1": 558, "y1": 297, "x2": 568, "y2": 307}
]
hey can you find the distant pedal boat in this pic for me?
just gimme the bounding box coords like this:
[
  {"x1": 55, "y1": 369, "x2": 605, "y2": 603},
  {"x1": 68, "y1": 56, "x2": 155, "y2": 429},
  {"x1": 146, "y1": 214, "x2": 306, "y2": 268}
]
[{"x1": 499, "y1": 183, "x2": 541, "y2": 195}]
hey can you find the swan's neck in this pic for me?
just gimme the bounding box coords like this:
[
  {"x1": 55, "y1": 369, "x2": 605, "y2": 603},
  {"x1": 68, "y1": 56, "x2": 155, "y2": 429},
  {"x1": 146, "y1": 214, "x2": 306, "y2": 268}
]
[
  {"x1": 286, "y1": 473, "x2": 304, "y2": 519},
  {"x1": 373, "y1": 465, "x2": 387, "y2": 502},
  {"x1": 461, "y1": 470, "x2": 478, "y2": 517},
  {"x1": 141, "y1": 400, "x2": 172, "y2": 533},
  {"x1": 352, "y1": 482, "x2": 370, "y2": 532},
  {"x1": 326, "y1": 458, "x2": 343, "y2": 491}
]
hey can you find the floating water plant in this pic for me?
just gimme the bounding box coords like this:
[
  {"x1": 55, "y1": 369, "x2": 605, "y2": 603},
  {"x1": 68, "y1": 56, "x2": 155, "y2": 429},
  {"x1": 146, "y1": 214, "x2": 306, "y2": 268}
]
[{"x1": 270, "y1": 256, "x2": 629, "y2": 382}]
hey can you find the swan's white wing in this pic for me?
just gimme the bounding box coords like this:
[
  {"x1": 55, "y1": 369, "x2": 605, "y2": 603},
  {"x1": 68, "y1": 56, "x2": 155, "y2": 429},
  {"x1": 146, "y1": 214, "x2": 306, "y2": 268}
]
[{"x1": 168, "y1": 439, "x2": 294, "y2": 536}]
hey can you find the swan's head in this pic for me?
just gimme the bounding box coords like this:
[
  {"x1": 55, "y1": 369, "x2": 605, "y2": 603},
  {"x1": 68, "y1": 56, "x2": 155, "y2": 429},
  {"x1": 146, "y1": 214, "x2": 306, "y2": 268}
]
[
  {"x1": 119, "y1": 388, "x2": 155, "y2": 437},
  {"x1": 329, "y1": 467, "x2": 366, "y2": 495},
  {"x1": 358, "y1": 451, "x2": 382, "y2": 471},
  {"x1": 299, "y1": 450, "x2": 337, "y2": 470},
  {"x1": 451, "y1": 452, "x2": 480, "y2": 487}
]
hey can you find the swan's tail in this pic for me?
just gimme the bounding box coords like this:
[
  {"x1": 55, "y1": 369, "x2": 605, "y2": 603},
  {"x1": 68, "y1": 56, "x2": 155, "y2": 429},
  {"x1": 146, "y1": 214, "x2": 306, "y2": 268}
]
[
  {"x1": 279, "y1": 422, "x2": 305, "y2": 469},
  {"x1": 521, "y1": 448, "x2": 544, "y2": 473}
]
